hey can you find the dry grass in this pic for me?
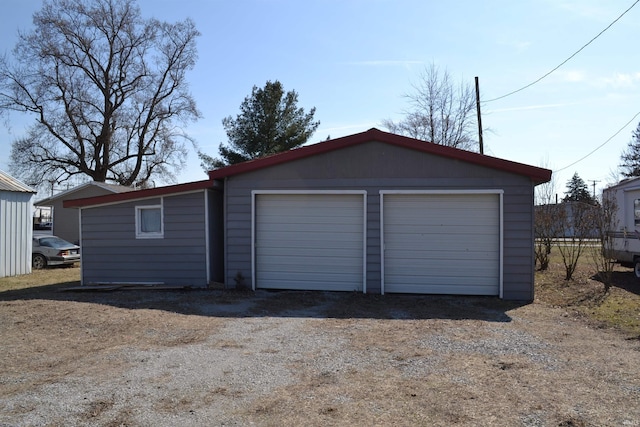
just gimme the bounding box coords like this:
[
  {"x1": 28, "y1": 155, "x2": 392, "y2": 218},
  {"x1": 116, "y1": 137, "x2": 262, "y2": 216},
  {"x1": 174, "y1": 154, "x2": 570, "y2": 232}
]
[
  {"x1": 0, "y1": 265, "x2": 80, "y2": 291},
  {"x1": 535, "y1": 246, "x2": 640, "y2": 337},
  {"x1": 1, "y1": 258, "x2": 639, "y2": 426}
]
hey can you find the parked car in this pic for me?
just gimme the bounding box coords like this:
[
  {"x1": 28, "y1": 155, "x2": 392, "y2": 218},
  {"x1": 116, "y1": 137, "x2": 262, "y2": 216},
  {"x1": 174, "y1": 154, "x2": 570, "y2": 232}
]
[{"x1": 32, "y1": 235, "x2": 80, "y2": 269}]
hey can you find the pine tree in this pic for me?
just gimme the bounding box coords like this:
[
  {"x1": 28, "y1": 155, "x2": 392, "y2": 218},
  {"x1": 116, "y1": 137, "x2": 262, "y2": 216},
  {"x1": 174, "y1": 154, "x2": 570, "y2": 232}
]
[
  {"x1": 620, "y1": 122, "x2": 640, "y2": 177},
  {"x1": 199, "y1": 80, "x2": 319, "y2": 170},
  {"x1": 563, "y1": 172, "x2": 596, "y2": 204}
]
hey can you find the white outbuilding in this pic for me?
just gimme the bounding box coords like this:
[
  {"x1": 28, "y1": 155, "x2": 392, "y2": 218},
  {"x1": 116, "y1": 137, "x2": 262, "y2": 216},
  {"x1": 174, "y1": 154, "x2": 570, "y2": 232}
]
[{"x1": 0, "y1": 170, "x2": 36, "y2": 278}]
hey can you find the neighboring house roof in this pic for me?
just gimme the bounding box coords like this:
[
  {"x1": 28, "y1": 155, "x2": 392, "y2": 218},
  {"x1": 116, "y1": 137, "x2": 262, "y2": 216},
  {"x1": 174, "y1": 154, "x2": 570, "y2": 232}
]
[
  {"x1": 0, "y1": 170, "x2": 36, "y2": 193},
  {"x1": 207, "y1": 128, "x2": 552, "y2": 184},
  {"x1": 35, "y1": 181, "x2": 134, "y2": 206},
  {"x1": 63, "y1": 179, "x2": 218, "y2": 208},
  {"x1": 605, "y1": 176, "x2": 640, "y2": 191}
]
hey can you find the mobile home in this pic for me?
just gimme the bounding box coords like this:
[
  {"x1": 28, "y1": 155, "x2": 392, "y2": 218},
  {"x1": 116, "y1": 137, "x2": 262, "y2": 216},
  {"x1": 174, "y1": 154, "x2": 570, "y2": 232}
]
[{"x1": 604, "y1": 177, "x2": 640, "y2": 276}]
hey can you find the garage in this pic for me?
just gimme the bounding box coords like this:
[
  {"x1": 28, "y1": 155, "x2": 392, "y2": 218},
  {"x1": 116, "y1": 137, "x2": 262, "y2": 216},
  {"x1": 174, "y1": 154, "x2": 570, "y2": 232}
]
[
  {"x1": 381, "y1": 191, "x2": 502, "y2": 296},
  {"x1": 253, "y1": 191, "x2": 366, "y2": 291}
]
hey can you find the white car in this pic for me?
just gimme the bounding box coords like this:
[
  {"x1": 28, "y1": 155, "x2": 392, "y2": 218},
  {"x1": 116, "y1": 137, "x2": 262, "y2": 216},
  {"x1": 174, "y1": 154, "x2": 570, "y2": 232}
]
[{"x1": 32, "y1": 235, "x2": 80, "y2": 269}]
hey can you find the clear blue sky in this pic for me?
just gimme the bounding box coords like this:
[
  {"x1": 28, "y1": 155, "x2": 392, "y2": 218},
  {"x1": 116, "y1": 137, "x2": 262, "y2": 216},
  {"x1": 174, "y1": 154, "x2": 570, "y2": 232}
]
[{"x1": 1, "y1": 0, "x2": 639, "y2": 199}]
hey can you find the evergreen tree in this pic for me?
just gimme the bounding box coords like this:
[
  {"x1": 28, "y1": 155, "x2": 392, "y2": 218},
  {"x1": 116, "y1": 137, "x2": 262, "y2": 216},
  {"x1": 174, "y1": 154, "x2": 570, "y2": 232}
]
[
  {"x1": 620, "y1": 122, "x2": 640, "y2": 177},
  {"x1": 563, "y1": 172, "x2": 596, "y2": 204},
  {"x1": 199, "y1": 80, "x2": 319, "y2": 170}
]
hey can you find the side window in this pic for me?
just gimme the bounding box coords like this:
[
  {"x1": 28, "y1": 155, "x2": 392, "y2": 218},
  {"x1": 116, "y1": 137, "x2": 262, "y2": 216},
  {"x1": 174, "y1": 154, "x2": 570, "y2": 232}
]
[
  {"x1": 635, "y1": 199, "x2": 640, "y2": 228},
  {"x1": 136, "y1": 205, "x2": 163, "y2": 239}
]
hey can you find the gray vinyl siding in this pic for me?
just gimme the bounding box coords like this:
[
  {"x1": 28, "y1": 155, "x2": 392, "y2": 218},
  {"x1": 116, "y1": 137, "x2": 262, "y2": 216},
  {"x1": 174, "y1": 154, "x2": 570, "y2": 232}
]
[
  {"x1": 80, "y1": 191, "x2": 208, "y2": 286},
  {"x1": 223, "y1": 140, "x2": 537, "y2": 300}
]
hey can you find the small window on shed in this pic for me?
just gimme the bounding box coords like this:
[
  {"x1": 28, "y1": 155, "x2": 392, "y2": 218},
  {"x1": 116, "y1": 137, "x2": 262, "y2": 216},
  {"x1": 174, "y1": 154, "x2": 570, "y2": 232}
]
[
  {"x1": 136, "y1": 205, "x2": 163, "y2": 239},
  {"x1": 635, "y1": 199, "x2": 640, "y2": 227}
]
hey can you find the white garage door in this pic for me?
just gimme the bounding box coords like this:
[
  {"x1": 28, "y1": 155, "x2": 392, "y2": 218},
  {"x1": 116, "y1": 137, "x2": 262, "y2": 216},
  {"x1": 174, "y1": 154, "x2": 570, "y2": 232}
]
[
  {"x1": 382, "y1": 192, "x2": 501, "y2": 295},
  {"x1": 254, "y1": 193, "x2": 365, "y2": 291}
]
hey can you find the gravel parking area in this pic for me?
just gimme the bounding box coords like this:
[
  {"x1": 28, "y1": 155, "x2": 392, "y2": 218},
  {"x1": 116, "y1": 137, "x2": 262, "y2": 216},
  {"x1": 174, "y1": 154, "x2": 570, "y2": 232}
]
[{"x1": 1, "y1": 287, "x2": 639, "y2": 426}]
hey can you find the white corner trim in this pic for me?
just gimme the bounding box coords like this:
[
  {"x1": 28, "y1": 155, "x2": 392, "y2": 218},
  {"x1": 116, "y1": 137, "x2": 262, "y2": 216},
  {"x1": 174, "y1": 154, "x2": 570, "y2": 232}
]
[{"x1": 379, "y1": 189, "x2": 504, "y2": 195}]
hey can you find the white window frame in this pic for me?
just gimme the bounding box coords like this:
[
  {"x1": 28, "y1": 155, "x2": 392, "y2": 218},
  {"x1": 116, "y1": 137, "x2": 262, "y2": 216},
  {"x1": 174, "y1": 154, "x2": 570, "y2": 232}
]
[{"x1": 135, "y1": 203, "x2": 164, "y2": 239}]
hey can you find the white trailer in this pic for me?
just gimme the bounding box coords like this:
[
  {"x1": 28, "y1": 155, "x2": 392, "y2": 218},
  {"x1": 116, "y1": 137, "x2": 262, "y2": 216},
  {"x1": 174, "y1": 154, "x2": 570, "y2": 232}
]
[{"x1": 604, "y1": 176, "x2": 640, "y2": 277}]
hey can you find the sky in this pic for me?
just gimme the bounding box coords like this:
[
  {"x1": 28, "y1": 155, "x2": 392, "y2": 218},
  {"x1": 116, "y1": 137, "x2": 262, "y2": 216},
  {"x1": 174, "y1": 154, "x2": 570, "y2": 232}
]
[{"x1": 1, "y1": 0, "x2": 639, "y2": 200}]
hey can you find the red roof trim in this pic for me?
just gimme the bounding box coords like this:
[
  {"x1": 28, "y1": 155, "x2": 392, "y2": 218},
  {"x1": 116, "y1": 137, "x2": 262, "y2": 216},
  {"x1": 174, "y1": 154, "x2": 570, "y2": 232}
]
[
  {"x1": 63, "y1": 179, "x2": 215, "y2": 208},
  {"x1": 208, "y1": 128, "x2": 552, "y2": 184}
]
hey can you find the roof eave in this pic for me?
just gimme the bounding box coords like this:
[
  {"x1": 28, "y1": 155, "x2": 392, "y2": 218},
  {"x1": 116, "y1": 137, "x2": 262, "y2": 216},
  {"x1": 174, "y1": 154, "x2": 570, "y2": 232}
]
[
  {"x1": 208, "y1": 128, "x2": 552, "y2": 184},
  {"x1": 63, "y1": 179, "x2": 217, "y2": 208}
]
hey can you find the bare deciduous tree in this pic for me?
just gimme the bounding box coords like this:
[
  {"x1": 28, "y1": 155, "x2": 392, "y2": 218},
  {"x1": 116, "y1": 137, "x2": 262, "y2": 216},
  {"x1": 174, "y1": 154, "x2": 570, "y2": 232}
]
[
  {"x1": 0, "y1": 0, "x2": 201, "y2": 189},
  {"x1": 556, "y1": 202, "x2": 597, "y2": 281},
  {"x1": 588, "y1": 192, "x2": 618, "y2": 292},
  {"x1": 534, "y1": 161, "x2": 557, "y2": 270},
  {"x1": 381, "y1": 63, "x2": 477, "y2": 151}
]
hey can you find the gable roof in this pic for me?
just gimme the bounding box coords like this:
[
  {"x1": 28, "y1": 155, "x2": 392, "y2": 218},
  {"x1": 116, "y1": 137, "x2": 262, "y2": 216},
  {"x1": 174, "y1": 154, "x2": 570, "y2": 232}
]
[
  {"x1": 35, "y1": 181, "x2": 134, "y2": 205},
  {"x1": 63, "y1": 129, "x2": 552, "y2": 209},
  {"x1": 604, "y1": 176, "x2": 640, "y2": 191},
  {"x1": 63, "y1": 179, "x2": 217, "y2": 208},
  {"x1": 207, "y1": 128, "x2": 552, "y2": 184},
  {"x1": 0, "y1": 170, "x2": 36, "y2": 193}
]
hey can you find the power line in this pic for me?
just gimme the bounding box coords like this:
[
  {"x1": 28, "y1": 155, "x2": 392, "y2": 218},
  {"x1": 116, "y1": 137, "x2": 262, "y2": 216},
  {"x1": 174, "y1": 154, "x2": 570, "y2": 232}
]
[
  {"x1": 554, "y1": 111, "x2": 640, "y2": 173},
  {"x1": 485, "y1": 0, "x2": 640, "y2": 103}
]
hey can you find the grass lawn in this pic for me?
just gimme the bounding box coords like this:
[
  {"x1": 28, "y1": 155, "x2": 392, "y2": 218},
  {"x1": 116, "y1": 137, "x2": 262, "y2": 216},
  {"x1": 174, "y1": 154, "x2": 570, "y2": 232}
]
[
  {"x1": 535, "y1": 246, "x2": 640, "y2": 337},
  {"x1": 1, "y1": 246, "x2": 638, "y2": 337}
]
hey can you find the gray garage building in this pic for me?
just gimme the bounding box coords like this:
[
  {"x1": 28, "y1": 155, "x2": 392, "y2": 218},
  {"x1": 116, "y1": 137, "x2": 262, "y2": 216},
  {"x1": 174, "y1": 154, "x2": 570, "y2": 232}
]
[{"x1": 66, "y1": 129, "x2": 551, "y2": 300}]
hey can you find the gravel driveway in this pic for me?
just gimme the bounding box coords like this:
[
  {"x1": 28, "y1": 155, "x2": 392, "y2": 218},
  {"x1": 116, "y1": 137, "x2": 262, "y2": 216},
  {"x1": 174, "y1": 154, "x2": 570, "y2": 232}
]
[{"x1": 1, "y1": 289, "x2": 639, "y2": 426}]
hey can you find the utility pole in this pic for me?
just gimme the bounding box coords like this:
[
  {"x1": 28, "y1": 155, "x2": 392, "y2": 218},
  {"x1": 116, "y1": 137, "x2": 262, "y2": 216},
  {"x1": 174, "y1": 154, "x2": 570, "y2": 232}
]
[
  {"x1": 475, "y1": 77, "x2": 484, "y2": 154},
  {"x1": 589, "y1": 180, "x2": 600, "y2": 199}
]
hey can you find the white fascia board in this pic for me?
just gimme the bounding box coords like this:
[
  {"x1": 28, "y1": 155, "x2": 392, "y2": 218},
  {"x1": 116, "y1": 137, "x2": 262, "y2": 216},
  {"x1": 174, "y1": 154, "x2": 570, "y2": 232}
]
[
  {"x1": 380, "y1": 189, "x2": 505, "y2": 195},
  {"x1": 80, "y1": 189, "x2": 205, "y2": 210},
  {"x1": 499, "y1": 192, "x2": 504, "y2": 299},
  {"x1": 252, "y1": 190, "x2": 368, "y2": 195},
  {"x1": 78, "y1": 208, "x2": 84, "y2": 286},
  {"x1": 204, "y1": 190, "x2": 211, "y2": 284}
]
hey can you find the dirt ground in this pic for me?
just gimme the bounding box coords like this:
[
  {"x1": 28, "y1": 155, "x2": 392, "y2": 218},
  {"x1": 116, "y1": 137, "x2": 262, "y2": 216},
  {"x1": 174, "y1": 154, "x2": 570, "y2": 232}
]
[{"x1": 1, "y1": 266, "x2": 639, "y2": 426}]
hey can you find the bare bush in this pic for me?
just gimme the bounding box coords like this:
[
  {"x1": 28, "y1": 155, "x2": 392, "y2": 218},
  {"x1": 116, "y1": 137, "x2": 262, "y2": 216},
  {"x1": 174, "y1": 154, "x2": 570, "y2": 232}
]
[
  {"x1": 534, "y1": 171, "x2": 558, "y2": 270},
  {"x1": 535, "y1": 205, "x2": 560, "y2": 270},
  {"x1": 556, "y1": 202, "x2": 597, "y2": 281},
  {"x1": 587, "y1": 193, "x2": 618, "y2": 291}
]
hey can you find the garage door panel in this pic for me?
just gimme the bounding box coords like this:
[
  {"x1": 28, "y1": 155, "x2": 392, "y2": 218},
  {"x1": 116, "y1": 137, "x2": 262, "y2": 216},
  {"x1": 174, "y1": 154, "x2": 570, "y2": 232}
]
[
  {"x1": 257, "y1": 254, "x2": 363, "y2": 268},
  {"x1": 259, "y1": 278, "x2": 362, "y2": 291},
  {"x1": 258, "y1": 213, "x2": 362, "y2": 225},
  {"x1": 255, "y1": 193, "x2": 365, "y2": 291},
  {"x1": 387, "y1": 274, "x2": 497, "y2": 287},
  {"x1": 386, "y1": 265, "x2": 496, "y2": 285},
  {"x1": 256, "y1": 223, "x2": 363, "y2": 234},
  {"x1": 388, "y1": 283, "x2": 498, "y2": 295},
  {"x1": 259, "y1": 239, "x2": 362, "y2": 252},
  {"x1": 385, "y1": 257, "x2": 498, "y2": 271},
  {"x1": 385, "y1": 224, "x2": 498, "y2": 235},
  {"x1": 259, "y1": 270, "x2": 362, "y2": 281},
  {"x1": 386, "y1": 240, "x2": 498, "y2": 253},
  {"x1": 383, "y1": 193, "x2": 500, "y2": 295}
]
